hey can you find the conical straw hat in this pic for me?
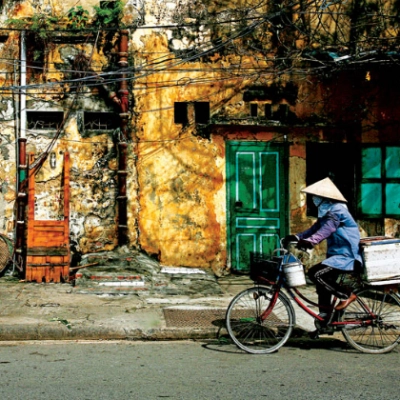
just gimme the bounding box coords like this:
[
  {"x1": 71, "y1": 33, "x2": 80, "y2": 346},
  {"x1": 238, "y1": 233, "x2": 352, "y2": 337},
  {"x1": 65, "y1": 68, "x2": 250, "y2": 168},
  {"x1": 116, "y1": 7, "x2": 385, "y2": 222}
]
[{"x1": 301, "y1": 177, "x2": 347, "y2": 202}]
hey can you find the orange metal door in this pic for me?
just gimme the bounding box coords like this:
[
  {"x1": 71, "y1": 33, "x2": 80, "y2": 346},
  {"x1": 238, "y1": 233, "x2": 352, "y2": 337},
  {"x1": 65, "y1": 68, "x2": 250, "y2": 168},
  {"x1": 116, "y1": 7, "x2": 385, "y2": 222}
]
[{"x1": 25, "y1": 153, "x2": 70, "y2": 283}]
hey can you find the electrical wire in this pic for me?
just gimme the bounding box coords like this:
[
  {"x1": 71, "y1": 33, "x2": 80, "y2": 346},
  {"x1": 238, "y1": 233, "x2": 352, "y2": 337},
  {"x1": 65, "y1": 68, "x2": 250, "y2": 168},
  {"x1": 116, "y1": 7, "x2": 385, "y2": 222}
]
[
  {"x1": 0, "y1": 0, "x2": 397, "y2": 118},
  {"x1": 0, "y1": 13, "x2": 397, "y2": 96},
  {"x1": 0, "y1": 0, "x2": 395, "y2": 90},
  {"x1": 27, "y1": 28, "x2": 103, "y2": 175}
]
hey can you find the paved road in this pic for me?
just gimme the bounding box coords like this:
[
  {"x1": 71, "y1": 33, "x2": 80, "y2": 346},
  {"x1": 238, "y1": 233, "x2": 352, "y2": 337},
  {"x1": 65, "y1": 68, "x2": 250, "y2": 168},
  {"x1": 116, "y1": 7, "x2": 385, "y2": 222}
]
[{"x1": 0, "y1": 340, "x2": 399, "y2": 399}]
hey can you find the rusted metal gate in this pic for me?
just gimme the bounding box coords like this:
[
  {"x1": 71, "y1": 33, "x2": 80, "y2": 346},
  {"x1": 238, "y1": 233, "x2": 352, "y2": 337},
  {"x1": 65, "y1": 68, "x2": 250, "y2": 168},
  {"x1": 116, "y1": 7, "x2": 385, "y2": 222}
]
[{"x1": 25, "y1": 153, "x2": 70, "y2": 283}]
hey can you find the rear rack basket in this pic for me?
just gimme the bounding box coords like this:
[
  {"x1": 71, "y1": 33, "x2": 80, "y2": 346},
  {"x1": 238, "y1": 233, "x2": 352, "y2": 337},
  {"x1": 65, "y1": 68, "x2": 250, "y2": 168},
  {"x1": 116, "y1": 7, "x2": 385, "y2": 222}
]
[{"x1": 250, "y1": 252, "x2": 281, "y2": 283}]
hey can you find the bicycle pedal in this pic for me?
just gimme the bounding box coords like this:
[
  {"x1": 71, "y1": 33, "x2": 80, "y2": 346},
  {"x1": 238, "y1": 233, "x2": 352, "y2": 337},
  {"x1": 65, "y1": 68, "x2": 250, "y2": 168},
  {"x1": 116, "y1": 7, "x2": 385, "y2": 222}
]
[
  {"x1": 319, "y1": 326, "x2": 335, "y2": 335},
  {"x1": 308, "y1": 330, "x2": 319, "y2": 340},
  {"x1": 314, "y1": 319, "x2": 335, "y2": 334},
  {"x1": 314, "y1": 319, "x2": 327, "y2": 330}
]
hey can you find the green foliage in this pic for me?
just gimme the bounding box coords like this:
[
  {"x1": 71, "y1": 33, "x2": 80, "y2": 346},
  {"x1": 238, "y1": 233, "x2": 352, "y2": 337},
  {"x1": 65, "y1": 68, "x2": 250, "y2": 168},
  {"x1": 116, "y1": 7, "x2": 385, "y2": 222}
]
[
  {"x1": 5, "y1": 18, "x2": 26, "y2": 30},
  {"x1": 7, "y1": 14, "x2": 61, "y2": 57},
  {"x1": 31, "y1": 14, "x2": 59, "y2": 31},
  {"x1": 93, "y1": 0, "x2": 124, "y2": 27},
  {"x1": 33, "y1": 50, "x2": 42, "y2": 62},
  {"x1": 5, "y1": 2, "x2": 124, "y2": 63},
  {"x1": 6, "y1": 1, "x2": 125, "y2": 32},
  {"x1": 67, "y1": 6, "x2": 90, "y2": 30},
  {"x1": 6, "y1": 13, "x2": 62, "y2": 42}
]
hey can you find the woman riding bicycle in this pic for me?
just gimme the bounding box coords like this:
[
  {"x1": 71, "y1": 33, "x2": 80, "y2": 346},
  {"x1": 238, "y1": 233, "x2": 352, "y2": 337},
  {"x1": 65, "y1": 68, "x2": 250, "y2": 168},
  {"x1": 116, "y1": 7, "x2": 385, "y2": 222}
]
[{"x1": 283, "y1": 177, "x2": 363, "y2": 320}]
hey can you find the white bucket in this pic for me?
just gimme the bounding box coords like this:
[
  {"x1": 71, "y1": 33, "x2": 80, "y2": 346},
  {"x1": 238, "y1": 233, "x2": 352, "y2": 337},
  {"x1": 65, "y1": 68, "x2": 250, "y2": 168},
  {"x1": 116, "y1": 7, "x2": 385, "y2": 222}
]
[{"x1": 283, "y1": 262, "x2": 306, "y2": 287}]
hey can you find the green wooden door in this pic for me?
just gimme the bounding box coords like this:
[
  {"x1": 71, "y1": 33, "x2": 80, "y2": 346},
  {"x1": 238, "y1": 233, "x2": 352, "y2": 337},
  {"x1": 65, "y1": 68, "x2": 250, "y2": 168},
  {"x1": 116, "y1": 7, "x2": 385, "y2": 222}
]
[{"x1": 226, "y1": 141, "x2": 288, "y2": 273}]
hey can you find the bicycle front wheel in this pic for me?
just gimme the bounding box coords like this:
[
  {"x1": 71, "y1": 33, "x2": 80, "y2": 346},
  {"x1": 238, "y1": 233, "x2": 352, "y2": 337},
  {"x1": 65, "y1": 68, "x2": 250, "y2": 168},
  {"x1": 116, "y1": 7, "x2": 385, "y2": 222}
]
[
  {"x1": 225, "y1": 286, "x2": 295, "y2": 354},
  {"x1": 341, "y1": 288, "x2": 400, "y2": 354}
]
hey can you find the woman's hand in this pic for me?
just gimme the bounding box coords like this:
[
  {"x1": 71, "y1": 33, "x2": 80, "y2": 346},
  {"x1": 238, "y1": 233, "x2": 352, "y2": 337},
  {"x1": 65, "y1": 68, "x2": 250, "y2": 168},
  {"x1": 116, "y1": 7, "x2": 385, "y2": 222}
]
[{"x1": 296, "y1": 239, "x2": 314, "y2": 250}]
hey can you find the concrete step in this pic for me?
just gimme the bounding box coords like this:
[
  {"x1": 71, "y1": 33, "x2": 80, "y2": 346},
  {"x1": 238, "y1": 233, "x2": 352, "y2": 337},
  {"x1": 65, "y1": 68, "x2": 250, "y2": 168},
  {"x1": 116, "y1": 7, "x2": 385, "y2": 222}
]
[
  {"x1": 72, "y1": 264, "x2": 149, "y2": 294},
  {"x1": 72, "y1": 265, "x2": 223, "y2": 296}
]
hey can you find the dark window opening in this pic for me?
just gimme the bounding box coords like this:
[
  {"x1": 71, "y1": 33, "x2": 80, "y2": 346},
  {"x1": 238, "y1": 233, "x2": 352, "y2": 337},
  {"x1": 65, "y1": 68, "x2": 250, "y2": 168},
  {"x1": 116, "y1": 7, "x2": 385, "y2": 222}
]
[
  {"x1": 174, "y1": 102, "x2": 188, "y2": 125},
  {"x1": 265, "y1": 104, "x2": 272, "y2": 119},
  {"x1": 250, "y1": 103, "x2": 258, "y2": 117},
  {"x1": 174, "y1": 102, "x2": 210, "y2": 125},
  {"x1": 84, "y1": 112, "x2": 118, "y2": 130},
  {"x1": 27, "y1": 111, "x2": 64, "y2": 130},
  {"x1": 306, "y1": 143, "x2": 357, "y2": 217},
  {"x1": 194, "y1": 102, "x2": 210, "y2": 124},
  {"x1": 26, "y1": 33, "x2": 45, "y2": 81},
  {"x1": 275, "y1": 104, "x2": 289, "y2": 121}
]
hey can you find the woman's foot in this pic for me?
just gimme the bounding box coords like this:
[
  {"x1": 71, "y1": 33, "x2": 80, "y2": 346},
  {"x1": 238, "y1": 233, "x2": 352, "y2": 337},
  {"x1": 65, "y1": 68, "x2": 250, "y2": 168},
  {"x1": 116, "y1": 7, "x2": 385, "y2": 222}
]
[{"x1": 335, "y1": 293, "x2": 357, "y2": 311}]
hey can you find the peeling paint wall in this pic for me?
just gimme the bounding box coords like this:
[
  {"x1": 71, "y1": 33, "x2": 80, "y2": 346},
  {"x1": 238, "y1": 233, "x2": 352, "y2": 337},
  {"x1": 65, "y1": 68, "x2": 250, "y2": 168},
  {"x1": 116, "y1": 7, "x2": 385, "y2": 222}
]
[
  {"x1": 0, "y1": 123, "x2": 17, "y2": 238},
  {"x1": 0, "y1": 1, "x2": 127, "y2": 258},
  {"x1": 131, "y1": 29, "x2": 241, "y2": 275},
  {"x1": 26, "y1": 115, "x2": 120, "y2": 254},
  {"x1": 0, "y1": 29, "x2": 19, "y2": 239}
]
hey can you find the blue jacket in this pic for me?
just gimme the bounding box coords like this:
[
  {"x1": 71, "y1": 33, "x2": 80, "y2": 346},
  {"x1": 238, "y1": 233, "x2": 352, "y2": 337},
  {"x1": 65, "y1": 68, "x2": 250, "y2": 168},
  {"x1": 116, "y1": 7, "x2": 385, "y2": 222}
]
[{"x1": 297, "y1": 201, "x2": 362, "y2": 271}]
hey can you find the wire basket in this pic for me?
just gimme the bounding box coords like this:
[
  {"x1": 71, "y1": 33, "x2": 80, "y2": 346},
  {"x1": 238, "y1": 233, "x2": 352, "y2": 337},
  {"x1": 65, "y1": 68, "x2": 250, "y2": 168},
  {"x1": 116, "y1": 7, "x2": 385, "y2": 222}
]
[{"x1": 250, "y1": 252, "x2": 281, "y2": 283}]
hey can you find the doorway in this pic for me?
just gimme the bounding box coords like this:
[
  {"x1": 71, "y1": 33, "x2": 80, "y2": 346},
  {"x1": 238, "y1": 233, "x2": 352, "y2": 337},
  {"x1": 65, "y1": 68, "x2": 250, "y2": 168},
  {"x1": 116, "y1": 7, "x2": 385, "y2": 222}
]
[{"x1": 226, "y1": 141, "x2": 288, "y2": 273}]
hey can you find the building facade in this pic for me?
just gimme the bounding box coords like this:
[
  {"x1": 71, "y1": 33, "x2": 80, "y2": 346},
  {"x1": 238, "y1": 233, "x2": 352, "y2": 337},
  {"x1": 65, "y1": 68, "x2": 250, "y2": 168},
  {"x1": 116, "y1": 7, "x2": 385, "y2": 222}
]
[{"x1": 0, "y1": 0, "x2": 399, "y2": 278}]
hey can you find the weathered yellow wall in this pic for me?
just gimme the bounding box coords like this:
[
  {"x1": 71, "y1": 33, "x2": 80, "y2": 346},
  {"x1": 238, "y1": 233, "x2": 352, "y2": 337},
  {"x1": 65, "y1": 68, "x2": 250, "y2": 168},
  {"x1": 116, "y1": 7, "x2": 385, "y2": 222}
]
[
  {"x1": 1, "y1": 0, "x2": 400, "y2": 276},
  {"x1": 131, "y1": 33, "x2": 231, "y2": 274}
]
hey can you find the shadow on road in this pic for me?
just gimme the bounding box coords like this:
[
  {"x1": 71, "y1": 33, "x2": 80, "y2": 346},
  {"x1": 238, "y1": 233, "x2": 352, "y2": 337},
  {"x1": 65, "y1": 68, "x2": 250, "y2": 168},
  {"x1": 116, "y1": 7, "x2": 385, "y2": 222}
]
[
  {"x1": 200, "y1": 336, "x2": 351, "y2": 354},
  {"x1": 202, "y1": 319, "x2": 351, "y2": 354}
]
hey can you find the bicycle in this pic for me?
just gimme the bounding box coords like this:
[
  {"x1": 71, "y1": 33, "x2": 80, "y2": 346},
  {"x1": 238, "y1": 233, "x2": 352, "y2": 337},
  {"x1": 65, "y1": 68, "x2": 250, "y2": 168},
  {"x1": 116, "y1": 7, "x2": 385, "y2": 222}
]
[{"x1": 225, "y1": 241, "x2": 400, "y2": 354}]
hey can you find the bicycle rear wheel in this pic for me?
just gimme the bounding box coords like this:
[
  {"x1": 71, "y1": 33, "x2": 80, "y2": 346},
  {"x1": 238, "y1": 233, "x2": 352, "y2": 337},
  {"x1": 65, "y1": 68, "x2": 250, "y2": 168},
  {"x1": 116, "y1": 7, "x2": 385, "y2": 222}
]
[
  {"x1": 341, "y1": 288, "x2": 400, "y2": 354},
  {"x1": 225, "y1": 286, "x2": 295, "y2": 354}
]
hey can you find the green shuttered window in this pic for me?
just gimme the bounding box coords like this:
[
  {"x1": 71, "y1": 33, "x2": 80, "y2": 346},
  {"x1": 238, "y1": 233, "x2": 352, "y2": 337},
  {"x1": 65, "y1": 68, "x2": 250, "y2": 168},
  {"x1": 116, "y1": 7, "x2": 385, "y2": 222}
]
[{"x1": 360, "y1": 146, "x2": 400, "y2": 217}]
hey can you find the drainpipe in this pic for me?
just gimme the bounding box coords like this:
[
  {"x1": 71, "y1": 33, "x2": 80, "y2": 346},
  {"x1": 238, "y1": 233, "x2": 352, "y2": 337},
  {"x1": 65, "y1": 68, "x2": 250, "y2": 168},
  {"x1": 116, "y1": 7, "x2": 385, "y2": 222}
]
[
  {"x1": 116, "y1": 30, "x2": 129, "y2": 246},
  {"x1": 14, "y1": 31, "x2": 27, "y2": 273},
  {"x1": 91, "y1": 30, "x2": 130, "y2": 246}
]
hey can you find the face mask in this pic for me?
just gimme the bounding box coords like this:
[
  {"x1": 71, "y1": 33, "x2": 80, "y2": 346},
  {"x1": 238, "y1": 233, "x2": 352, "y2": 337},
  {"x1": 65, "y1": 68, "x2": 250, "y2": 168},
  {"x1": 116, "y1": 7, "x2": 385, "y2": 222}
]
[
  {"x1": 312, "y1": 195, "x2": 324, "y2": 207},
  {"x1": 318, "y1": 202, "x2": 331, "y2": 217}
]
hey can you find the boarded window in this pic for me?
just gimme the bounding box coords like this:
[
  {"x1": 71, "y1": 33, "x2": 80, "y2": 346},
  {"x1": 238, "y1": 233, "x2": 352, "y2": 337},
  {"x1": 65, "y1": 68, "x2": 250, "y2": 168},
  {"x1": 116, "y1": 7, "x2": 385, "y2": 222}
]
[{"x1": 359, "y1": 146, "x2": 400, "y2": 217}]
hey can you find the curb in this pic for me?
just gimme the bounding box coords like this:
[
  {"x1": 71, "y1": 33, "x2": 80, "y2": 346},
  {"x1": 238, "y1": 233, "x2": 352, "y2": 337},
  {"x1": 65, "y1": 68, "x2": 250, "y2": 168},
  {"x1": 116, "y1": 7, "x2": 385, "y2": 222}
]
[{"x1": 0, "y1": 324, "x2": 222, "y2": 341}]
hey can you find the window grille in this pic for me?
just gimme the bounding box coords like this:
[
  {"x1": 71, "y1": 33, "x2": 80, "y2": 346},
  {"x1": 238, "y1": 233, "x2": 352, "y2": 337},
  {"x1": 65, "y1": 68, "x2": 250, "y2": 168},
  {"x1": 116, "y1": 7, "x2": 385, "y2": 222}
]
[
  {"x1": 27, "y1": 111, "x2": 64, "y2": 130},
  {"x1": 84, "y1": 112, "x2": 118, "y2": 131}
]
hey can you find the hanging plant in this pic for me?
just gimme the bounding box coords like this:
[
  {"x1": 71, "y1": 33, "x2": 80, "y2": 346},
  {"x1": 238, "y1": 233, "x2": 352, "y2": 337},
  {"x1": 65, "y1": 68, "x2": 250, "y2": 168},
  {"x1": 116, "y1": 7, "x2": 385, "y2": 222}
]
[
  {"x1": 93, "y1": 0, "x2": 124, "y2": 27},
  {"x1": 7, "y1": 13, "x2": 61, "y2": 41},
  {"x1": 67, "y1": 6, "x2": 90, "y2": 30}
]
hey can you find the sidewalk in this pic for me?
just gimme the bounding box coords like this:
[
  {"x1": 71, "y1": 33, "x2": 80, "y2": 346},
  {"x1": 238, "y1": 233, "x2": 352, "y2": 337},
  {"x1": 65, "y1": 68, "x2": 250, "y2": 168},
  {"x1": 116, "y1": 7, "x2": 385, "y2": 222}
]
[{"x1": 0, "y1": 272, "x2": 318, "y2": 342}]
